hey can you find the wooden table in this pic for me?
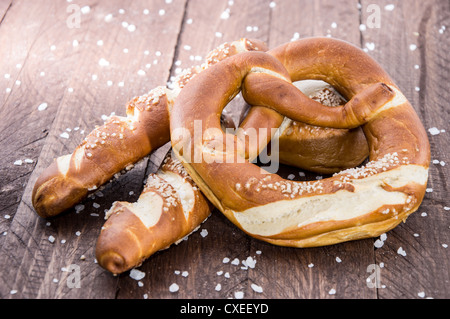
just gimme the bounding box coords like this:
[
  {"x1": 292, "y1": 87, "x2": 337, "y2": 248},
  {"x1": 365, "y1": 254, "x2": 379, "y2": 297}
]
[{"x1": 0, "y1": 0, "x2": 448, "y2": 299}]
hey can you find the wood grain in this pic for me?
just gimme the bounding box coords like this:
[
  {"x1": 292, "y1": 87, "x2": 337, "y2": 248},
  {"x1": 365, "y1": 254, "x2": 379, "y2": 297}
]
[{"x1": 0, "y1": 0, "x2": 448, "y2": 299}]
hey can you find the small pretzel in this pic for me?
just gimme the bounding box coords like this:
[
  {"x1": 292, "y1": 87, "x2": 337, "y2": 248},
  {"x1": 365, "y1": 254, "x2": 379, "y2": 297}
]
[{"x1": 171, "y1": 38, "x2": 430, "y2": 247}]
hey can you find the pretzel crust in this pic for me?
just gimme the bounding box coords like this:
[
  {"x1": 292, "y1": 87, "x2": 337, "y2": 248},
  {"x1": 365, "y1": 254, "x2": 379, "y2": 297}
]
[{"x1": 170, "y1": 38, "x2": 430, "y2": 247}]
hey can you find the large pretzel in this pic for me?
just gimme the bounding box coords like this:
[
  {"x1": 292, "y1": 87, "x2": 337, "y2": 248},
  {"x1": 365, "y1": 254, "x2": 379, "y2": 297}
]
[
  {"x1": 32, "y1": 39, "x2": 366, "y2": 219},
  {"x1": 170, "y1": 37, "x2": 430, "y2": 247}
]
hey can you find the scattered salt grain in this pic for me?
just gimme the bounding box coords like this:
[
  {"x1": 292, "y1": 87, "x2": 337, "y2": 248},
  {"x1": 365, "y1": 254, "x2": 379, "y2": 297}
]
[
  {"x1": 13, "y1": 160, "x2": 23, "y2": 166},
  {"x1": 220, "y1": 9, "x2": 230, "y2": 19},
  {"x1": 366, "y1": 42, "x2": 375, "y2": 51},
  {"x1": 418, "y1": 291, "x2": 425, "y2": 298},
  {"x1": 269, "y1": 1, "x2": 276, "y2": 8},
  {"x1": 335, "y1": 257, "x2": 342, "y2": 263},
  {"x1": 428, "y1": 127, "x2": 440, "y2": 135},
  {"x1": 200, "y1": 229, "x2": 208, "y2": 237},
  {"x1": 169, "y1": 283, "x2": 179, "y2": 293},
  {"x1": 397, "y1": 247, "x2": 407, "y2": 256},
  {"x1": 243, "y1": 256, "x2": 256, "y2": 269},
  {"x1": 38, "y1": 102, "x2": 48, "y2": 111},
  {"x1": 234, "y1": 291, "x2": 244, "y2": 299},
  {"x1": 99, "y1": 58, "x2": 110, "y2": 67},
  {"x1": 409, "y1": 44, "x2": 417, "y2": 51},
  {"x1": 231, "y1": 258, "x2": 240, "y2": 265},
  {"x1": 48, "y1": 235, "x2": 55, "y2": 243},
  {"x1": 308, "y1": 263, "x2": 314, "y2": 268},
  {"x1": 328, "y1": 288, "x2": 336, "y2": 295},
  {"x1": 60, "y1": 132, "x2": 69, "y2": 139},
  {"x1": 223, "y1": 257, "x2": 230, "y2": 263},
  {"x1": 104, "y1": 13, "x2": 113, "y2": 22},
  {"x1": 384, "y1": 4, "x2": 395, "y2": 11},
  {"x1": 215, "y1": 283, "x2": 222, "y2": 291},
  {"x1": 251, "y1": 283, "x2": 263, "y2": 293},
  {"x1": 127, "y1": 24, "x2": 136, "y2": 32},
  {"x1": 159, "y1": 9, "x2": 165, "y2": 16},
  {"x1": 130, "y1": 268, "x2": 146, "y2": 280},
  {"x1": 80, "y1": 5, "x2": 90, "y2": 14}
]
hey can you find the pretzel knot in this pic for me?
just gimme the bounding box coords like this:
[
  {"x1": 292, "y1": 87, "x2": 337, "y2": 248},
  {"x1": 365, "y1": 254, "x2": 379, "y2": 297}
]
[{"x1": 171, "y1": 38, "x2": 430, "y2": 247}]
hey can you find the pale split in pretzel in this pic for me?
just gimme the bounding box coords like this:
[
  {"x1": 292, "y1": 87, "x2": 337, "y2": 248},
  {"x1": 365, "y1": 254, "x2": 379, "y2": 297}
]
[{"x1": 170, "y1": 37, "x2": 430, "y2": 248}]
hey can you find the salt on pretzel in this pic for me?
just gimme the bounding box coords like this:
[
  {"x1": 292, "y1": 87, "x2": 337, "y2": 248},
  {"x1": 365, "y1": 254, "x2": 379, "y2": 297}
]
[{"x1": 171, "y1": 38, "x2": 430, "y2": 247}]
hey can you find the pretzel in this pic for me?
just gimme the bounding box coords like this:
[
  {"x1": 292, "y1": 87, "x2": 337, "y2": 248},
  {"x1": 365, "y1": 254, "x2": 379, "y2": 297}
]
[
  {"x1": 170, "y1": 37, "x2": 430, "y2": 247},
  {"x1": 31, "y1": 38, "x2": 368, "y2": 219}
]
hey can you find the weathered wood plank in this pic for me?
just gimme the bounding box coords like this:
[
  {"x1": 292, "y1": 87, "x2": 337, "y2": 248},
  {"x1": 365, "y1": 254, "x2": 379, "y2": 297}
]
[
  {"x1": 360, "y1": 0, "x2": 450, "y2": 299},
  {"x1": 0, "y1": 0, "x2": 187, "y2": 299},
  {"x1": 114, "y1": 0, "x2": 275, "y2": 299},
  {"x1": 260, "y1": 0, "x2": 379, "y2": 299}
]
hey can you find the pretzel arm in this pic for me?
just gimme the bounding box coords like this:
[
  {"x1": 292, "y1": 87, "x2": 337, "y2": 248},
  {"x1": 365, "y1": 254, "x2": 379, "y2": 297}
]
[{"x1": 95, "y1": 151, "x2": 211, "y2": 274}]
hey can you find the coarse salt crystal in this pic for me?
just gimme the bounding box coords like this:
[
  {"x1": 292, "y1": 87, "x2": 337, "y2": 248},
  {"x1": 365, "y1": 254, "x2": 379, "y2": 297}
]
[
  {"x1": 397, "y1": 247, "x2": 407, "y2": 256},
  {"x1": 81, "y1": 5, "x2": 90, "y2": 14},
  {"x1": 234, "y1": 291, "x2": 244, "y2": 299},
  {"x1": 130, "y1": 268, "x2": 145, "y2": 280},
  {"x1": 200, "y1": 229, "x2": 208, "y2": 237},
  {"x1": 104, "y1": 14, "x2": 113, "y2": 22},
  {"x1": 169, "y1": 283, "x2": 179, "y2": 292},
  {"x1": 14, "y1": 160, "x2": 23, "y2": 166},
  {"x1": 251, "y1": 283, "x2": 263, "y2": 293},
  {"x1": 384, "y1": 4, "x2": 395, "y2": 11},
  {"x1": 220, "y1": 9, "x2": 230, "y2": 19},
  {"x1": 60, "y1": 132, "x2": 69, "y2": 139},
  {"x1": 99, "y1": 58, "x2": 110, "y2": 67},
  {"x1": 428, "y1": 127, "x2": 440, "y2": 135},
  {"x1": 38, "y1": 102, "x2": 48, "y2": 111}
]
